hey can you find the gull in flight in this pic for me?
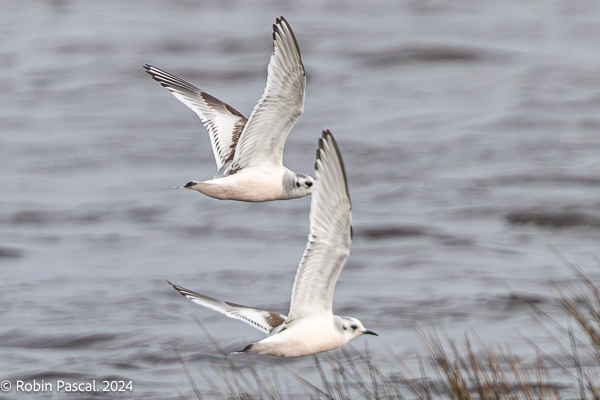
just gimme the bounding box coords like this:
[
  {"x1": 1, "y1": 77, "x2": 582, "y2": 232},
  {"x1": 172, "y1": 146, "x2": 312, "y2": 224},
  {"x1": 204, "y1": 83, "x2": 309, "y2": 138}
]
[
  {"x1": 144, "y1": 17, "x2": 314, "y2": 202},
  {"x1": 168, "y1": 131, "x2": 377, "y2": 357}
]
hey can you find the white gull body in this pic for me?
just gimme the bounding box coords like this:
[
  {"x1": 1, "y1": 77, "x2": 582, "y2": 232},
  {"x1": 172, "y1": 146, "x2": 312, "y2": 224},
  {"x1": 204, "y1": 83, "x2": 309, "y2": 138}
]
[
  {"x1": 145, "y1": 17, "x2": 313, "y2": 202},
  {"x1": 168, "y1": 131, "x2": 377, "y2": 357}
]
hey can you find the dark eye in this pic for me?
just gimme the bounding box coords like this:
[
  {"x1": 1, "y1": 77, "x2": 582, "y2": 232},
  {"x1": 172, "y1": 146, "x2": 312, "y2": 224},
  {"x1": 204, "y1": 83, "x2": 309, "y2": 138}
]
[
  {"x1": 305, "y1": 181, "x2": 313, "y2": 188},
  {"x1": 343, "y1": 326, "x2": 347, "y2": 331},
  {"x1": 296, "y1": 181, "x2": 301, "y2": 188},
  {"x1": 351, "y1": 324, "x2": 358, "y2": 330}
]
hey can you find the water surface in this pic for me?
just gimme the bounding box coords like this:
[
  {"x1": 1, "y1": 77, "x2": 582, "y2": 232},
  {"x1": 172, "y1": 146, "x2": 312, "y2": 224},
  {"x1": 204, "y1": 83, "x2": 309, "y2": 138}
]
[{"x1": 2, "y1": 0, "x2": 600, "y2": 397}]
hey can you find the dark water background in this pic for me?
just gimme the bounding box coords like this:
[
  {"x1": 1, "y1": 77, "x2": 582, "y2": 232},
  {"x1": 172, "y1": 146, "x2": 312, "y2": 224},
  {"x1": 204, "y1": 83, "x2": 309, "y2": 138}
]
[{"x1": 2, "y1": 0, "x2": 600, "y2": 398}]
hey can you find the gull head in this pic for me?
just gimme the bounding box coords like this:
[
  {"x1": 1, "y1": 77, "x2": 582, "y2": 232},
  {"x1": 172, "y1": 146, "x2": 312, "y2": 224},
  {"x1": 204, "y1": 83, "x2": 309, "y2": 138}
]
[
  {"x1": 340, "y1": 316, "x2": 378, "y2": 341},
  {"x1": 291, "y1": 173, "x2": 314, "y2": 196}
]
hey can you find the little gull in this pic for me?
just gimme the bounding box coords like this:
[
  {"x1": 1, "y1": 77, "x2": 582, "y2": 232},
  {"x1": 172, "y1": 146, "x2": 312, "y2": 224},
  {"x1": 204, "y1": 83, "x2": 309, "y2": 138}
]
[
  {"x1": 168, "y1": 130, "x2": 377, "y2": 357},
  {"x1": 144, "y1": 17, "x2": 313, "y2": 202}
]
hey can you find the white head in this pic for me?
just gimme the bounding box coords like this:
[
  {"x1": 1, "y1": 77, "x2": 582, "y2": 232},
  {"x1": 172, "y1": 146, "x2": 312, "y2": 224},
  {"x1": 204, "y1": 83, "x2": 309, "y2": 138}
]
[
  {"x1": 339, "y1": 316, "x2": 378, "y2": 342},
  {"x1": 284, "y1": 172, "x2": 314, "y2": 199},
  {"x1": 295, "y1": 173, "x2": 314, "y2": 190}
]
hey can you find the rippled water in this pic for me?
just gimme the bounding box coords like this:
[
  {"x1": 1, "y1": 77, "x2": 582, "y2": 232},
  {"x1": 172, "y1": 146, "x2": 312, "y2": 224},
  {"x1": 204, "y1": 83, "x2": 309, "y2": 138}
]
[{"x1": 2, "y1": 0, "x2": 600, "y2": 398}]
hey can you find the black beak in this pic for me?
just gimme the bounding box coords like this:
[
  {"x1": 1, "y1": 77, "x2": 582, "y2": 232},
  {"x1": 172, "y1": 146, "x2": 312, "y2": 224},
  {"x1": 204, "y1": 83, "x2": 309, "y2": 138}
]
[{"x1": 362, "y1": 330, "x2": 378, "y2": 336}]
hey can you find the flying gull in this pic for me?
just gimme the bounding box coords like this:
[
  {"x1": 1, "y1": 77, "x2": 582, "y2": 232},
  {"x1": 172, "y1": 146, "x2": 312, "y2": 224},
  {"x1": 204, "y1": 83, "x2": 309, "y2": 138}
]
[
  {"x1": 144, "y1": 17, "x2": 313, "y2": 202},
  {"x1": 168, "y1": 130, "x2": 377, "y2": 357}
]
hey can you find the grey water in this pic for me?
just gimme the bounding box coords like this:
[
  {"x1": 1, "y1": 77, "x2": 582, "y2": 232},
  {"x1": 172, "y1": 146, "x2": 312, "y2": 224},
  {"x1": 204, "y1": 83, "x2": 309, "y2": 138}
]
[{"x1": 2, "y1": 0, "x2": 600, "y2": 398}]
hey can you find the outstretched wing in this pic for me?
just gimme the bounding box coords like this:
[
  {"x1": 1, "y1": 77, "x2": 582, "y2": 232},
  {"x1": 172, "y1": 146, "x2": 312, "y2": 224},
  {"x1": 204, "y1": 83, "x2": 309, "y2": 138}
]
[
  {"x1": 286, "y1": 131, "x2": 351, "y2": 322},
  {"x1": 144, "y1": 65, "x2": 247, "y2": 171},
  {"x1": 168, "y1": 281, "x2": 286, "y2": 334},
  {"x1": 229, "y1": 16, "x2": 305, "y2": 172}
]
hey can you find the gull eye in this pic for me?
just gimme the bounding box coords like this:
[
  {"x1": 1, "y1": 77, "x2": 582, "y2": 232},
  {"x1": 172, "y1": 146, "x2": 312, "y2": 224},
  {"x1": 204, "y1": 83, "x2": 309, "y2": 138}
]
[
  {"x1": 296, "y1": 181, "x2": 301, "y2": 188},
  {"x1": 343, "y1": 326, "x2": 347, "y2": 331},
  {"x1": 350, "y1": 324, "x2": 358, "y2": 330}
]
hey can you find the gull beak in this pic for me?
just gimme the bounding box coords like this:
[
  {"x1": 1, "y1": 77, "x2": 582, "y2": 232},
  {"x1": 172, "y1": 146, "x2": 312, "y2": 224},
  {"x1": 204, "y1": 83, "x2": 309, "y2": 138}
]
[{"x1": 362, "y1": 330, "x2": 378, "y2": 336}]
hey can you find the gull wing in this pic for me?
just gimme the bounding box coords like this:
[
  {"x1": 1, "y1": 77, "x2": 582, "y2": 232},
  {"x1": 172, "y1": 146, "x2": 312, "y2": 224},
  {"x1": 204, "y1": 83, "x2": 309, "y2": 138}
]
[
  {"x1": 168, "y1": 281, "x2": 286, "y2": 334},
  {"x1": 286, "y1": 131, "x2": 351, "y2": 322},
  {"x1": 228, "y1": 16, "x2": 305, "y2": 173},
  {"x1": 144, "y1": 65, "x2": 247, "y2": 172}
]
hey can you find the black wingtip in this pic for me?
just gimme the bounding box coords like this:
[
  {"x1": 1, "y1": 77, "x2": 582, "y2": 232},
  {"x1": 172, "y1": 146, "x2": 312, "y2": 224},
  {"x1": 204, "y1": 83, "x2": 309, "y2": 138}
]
[
  {"x1": 167, "y1": 281, "x2": 188, "y2": 298},
  {"x1": 316, "y1": 129, "x2": 335, "y2": 162},
  {"x1": 315, "y1": 129, "x2": 351, "y2": 204},
  {"x1": 143, "y1": 64, "x2": 155, "y2": 75},
  {"x1": 143, "y1": 64, "x2": 158, "y2": 79},
  {"x1": 315, "y1": 130, "x2": 330, "y2": 171},
  {"x1": 167, "y1": 280, "x2": 181, "y2": 292},
  {"x1": 273, "y1": 17, "x2": 283, "y2": 38}
]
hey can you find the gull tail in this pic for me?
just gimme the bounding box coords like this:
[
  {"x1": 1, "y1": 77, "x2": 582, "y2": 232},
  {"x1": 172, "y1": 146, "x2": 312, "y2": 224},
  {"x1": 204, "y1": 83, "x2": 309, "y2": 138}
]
[{"x1": 230, "y1": 344, "x2": 254, "y2": 354}]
